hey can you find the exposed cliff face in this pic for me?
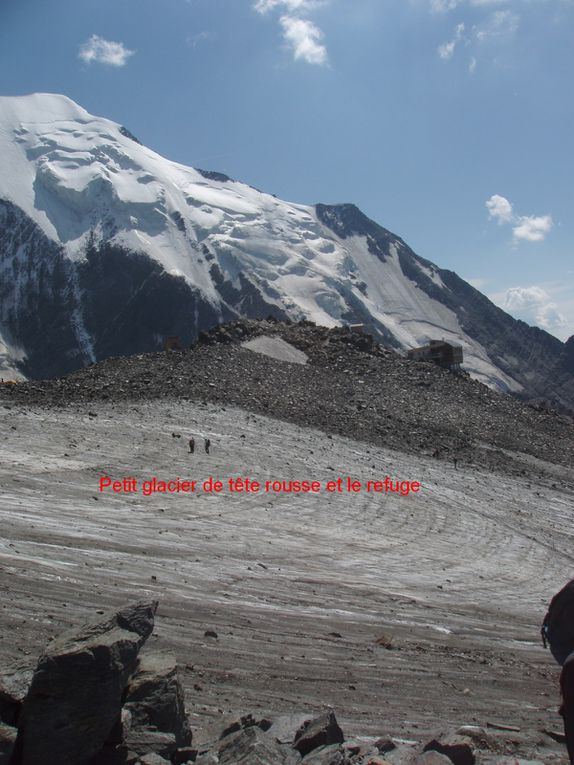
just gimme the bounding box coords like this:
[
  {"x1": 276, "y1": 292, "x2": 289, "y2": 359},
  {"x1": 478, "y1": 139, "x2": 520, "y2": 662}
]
[
  {"x1": 0, "y1": 199, "x2": 84, "y2": 379},
  {"x1": 315, "y1": 203, "x2": 570, "y2": 409},
  {"x1": 0, "y1": 201, "x2": 286, "y2": 379},
  {"x1": 0, "y1": 93, "x2": 572, "y2": 410}
]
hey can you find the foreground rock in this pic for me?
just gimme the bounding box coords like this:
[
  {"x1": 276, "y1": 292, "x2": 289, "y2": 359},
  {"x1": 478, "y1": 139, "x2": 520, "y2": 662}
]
[
  {"x1": 294, "y1": 710, "x2": 345, "y2": 757},
  {"x1": 1, "y1": 601, "x2": 195, "y2": 765},
  {"x1": 123, "y1": 652, "x2": 192, "y2": 756},
  {"x1": 423, "y1": 734, "x2": 476, "y2": 765}
]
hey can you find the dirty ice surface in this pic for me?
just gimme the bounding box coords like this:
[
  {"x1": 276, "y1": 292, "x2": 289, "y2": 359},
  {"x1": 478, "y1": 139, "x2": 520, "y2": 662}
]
[{"x1": 0, "y1": 399, "x2": 572, "y2": 741}]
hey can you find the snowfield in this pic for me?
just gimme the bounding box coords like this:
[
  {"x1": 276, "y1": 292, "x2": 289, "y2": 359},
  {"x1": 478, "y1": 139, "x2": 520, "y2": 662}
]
[{"x1": 1, "y1": 397, "x2": 572, "y2": 748}]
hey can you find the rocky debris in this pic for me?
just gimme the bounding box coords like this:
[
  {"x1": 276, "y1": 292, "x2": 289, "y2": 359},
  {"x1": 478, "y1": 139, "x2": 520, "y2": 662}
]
[
  {"x1": 411, "y1": 753, "x2": 454, "y2": 765},
  {"x1": 0, "y1": 602, "x2": 194, "y2": 765},
  {"x1": 217, "y1": 725, "x2": 290, "y2": 764},
  {"x1": 0, "y1": 611, "x2": 563, "y2": 765},
  {"x1": 186, "y1": 714, "x2": 553, "y2": 765},
  {"x1": 218, "y1": 713, "x2": 272, "y2": 740},
  {"x1": 455, "y1": 726, "x2": 503, "y2": 752},
  {"x1": 2, "y1": 319, "x2": 573, "y2": 479},
  {"x1": 196, "y1": 320, "x2": 386, "y2": 361},
  {"x1": 138, "y1": 755, "x2": 171, "y2": 765},
  {"x1": 294, "y1": 710, "x2": 345, "y2": 757},
  {"x1": 194, "y1": 754, "x2": 219, "y2": 765},
  {"x1": 300, "y1": 743, "x2": 349, "y2": 764}
]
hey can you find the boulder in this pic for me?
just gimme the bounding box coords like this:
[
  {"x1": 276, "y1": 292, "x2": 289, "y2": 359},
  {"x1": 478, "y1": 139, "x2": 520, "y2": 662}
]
[
  {"x1": 269, "y1": 713, "x2": 314, "y2": 744},
  {"x1": 423, "y1": 735, "x2": 475, "y2": 765},
  {"x1": 294, "y1": 711, "x2": 345, "y2": 757},
  {"x1": 374, "y1": 736, "x2": 396, "y2": 754},
  {"x1": 0, "y1": 723, "x2": 17, "y2": 764},
  {"x1": 14, "y1": 601, "x2": 158, "y2": 765},
  {"x1": 124, "y1": 652, "x2": 191, "y2": 748}
]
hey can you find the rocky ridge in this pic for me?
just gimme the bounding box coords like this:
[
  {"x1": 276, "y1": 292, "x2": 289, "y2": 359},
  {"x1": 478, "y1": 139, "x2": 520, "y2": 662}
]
[{"x1": 1, "y1": 319, "x2": 573, "y2": 480}]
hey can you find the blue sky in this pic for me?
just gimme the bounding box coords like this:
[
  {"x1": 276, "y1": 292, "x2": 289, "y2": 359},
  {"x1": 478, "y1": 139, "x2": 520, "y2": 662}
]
[{"x1": 1, "y1": 0, "x2": 573, "y2": 339}]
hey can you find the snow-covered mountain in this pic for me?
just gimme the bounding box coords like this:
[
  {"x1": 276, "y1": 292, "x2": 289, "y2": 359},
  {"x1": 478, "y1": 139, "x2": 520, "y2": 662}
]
[{"x1": 0, "y1": 93, "x2": 571, "y2": 408}]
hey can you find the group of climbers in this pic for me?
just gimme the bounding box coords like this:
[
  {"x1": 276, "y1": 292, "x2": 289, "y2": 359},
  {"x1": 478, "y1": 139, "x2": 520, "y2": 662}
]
[{"x1": 188, "y1": 436, "x2": 210, "y2": 455}]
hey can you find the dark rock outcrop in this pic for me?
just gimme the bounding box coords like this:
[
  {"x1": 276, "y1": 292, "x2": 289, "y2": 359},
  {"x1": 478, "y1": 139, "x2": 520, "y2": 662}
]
[
  {"x1": 423, "y1": 734, "x2": 476, "y2": 765},
  {"x1": 13, "y1": 601, "x2": 158, "y2": 765},
  {"x1": 294, "y1": 710, "x2": 345, "y2": 757},
  {"x1": 0, "y1": 723, "x2": 17, "y2": 764},
  {"x1": 123, "y1": 652, "x2": 191, "y2": 753}
]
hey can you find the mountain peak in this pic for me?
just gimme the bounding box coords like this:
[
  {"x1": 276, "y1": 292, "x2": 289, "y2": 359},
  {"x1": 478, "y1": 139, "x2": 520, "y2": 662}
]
[
  {"x1": 0, "y1": 93, "x2": 572, "y2": 411},
  {"x1": 0, "y1": 92, "x2": 93, "y2": 124}
]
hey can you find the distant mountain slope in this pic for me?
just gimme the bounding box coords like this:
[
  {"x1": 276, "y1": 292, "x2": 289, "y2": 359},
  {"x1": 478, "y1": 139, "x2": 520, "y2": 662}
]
[{"x1": 0, "y1": 93, "x2": 571, "y2": 409}]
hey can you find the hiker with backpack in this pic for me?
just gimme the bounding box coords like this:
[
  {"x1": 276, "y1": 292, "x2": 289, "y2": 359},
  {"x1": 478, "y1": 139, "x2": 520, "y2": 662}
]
[{"x1": 542, "y1": 578, "x2": 574, "y2": 763}]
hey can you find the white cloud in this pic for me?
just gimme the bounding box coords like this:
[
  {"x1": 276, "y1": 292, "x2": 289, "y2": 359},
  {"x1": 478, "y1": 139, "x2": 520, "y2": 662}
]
[
  {"x1": 430, "y1": 0, "x2": 508, "y2": 10},
  {"x1": 512, "y1": 214, "x2": 554, "y2": 242},
  {"x1": 469, "y1": 56, "x2": 477, "y2": 72},
  {"x1": 438, "y1": 39, "x2": 457, "y2": 59},
  {"x1": 279, "y1": 15, "x2": 328, "y2": 65},
  {"x1": 486, "y1": 194, "x2": 513, "y2": 224},
  {"x1": 254, "y1": 0, "x2": 320, "y2": 13},
  {"x1": 430, "y1": 0, "x2": 463, "y2": 12},
  {"x1": 475, "y1": 9, "x2": 519, "y2": 41},
  {"x1": 499, "y1": 286, "x2": 566, "y2": 333},
  {"x1": 186, "y1": 31, "x2": 210, "y2": 49},
  {"x1": 471, "y1": 0, "x2": 508, "y2": 6},
  {"x1": 254, "y1": 0, "x2": 329, "y2": 66},
  {"x1": 486, "y1": 195, "x2": 553, "y2": 243},
  {"x1": 438, "y1": 22, "x2": 465, "y2": 59},
  {"x1": 79, "y1": 35, "x2": 135, "y2": 67}
]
